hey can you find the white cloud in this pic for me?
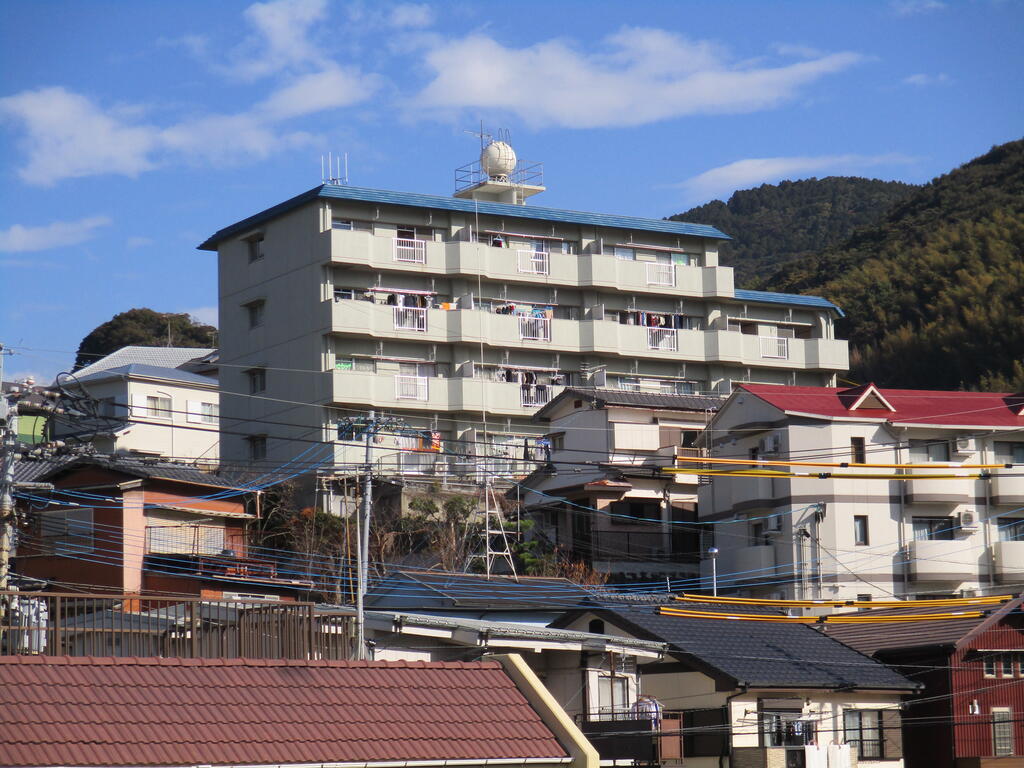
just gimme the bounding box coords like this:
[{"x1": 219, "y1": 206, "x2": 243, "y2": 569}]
[
  {"x1": 773, "y1": 43, "x2": 826, "y2": 59},
  {"x1": 903, "y1": 72, "x2": 951, "y2": 86},
  {"x1": 679, "y1": 154, "x2": 915, "y2": 203},
  {"x1": 256, "y1": 67, "x2": 378, "y2": 120},
  {"x1": 0, "y1": 87, "x2": 158, "y2": 183},
  {"x1": 389, "y1": 3, "x2": 434, "y2": 28},
  {"x1": 0, "y1": 215, "x2": 111, "y2": 253},
  {"x1": 415, "y1": 28, "x2": 864, "y2": 128},
  {"x1": 184, "y1": 306, "x2": 218, "y2": 326},
  {"x1": 223, "y1": 0, "x2": 330, "y2": 80},
  {"x1": 891, "y1": 0, "x2": 945, "y2": 15},
  {"x1": 1, "y1": 70, "x2": 375, "y2": 183}
]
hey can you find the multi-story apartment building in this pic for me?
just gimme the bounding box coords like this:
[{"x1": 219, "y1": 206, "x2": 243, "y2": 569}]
[
  {"x1": 696, "y1": 383, "x2": 1024, "y2": 601},
  {"x1": 519, "y1": 388, "x2": 723, "y2": 583},
  {"x1": 199, "y1": 142, "x2": 848, "y2": 492}
]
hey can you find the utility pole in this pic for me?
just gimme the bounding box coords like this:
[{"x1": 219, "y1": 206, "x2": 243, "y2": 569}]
[
  {"x1": 337, "y1": 410, "x2": 405, "y2": 660},
  {"x1": 0, "y1": 344, "x2": 17, "y2": 595}
]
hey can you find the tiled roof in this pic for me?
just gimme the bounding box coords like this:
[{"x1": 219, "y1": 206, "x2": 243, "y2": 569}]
[
  {"x1": 38, "y1": 455, "x2": 248, "y2": 489},
  {"x1": 733, "y1": 288, "x2": 845, "y2": 317},
  {"x1": 198, "y1": 184, "x2": 731, "y2": 251},
  {"x1": 538, "y1": 387, "x2": 724, "y2": 418},
  {"x1": 72, "y1": 363, "x2": 217, "y2": 387},
  {"x1": 72, "y1": 346, "x2": 215, "y2": 379},
  {"x1": 0, "y1": 656, "x2": 569, "y2": 768},
  {"x1": 821, "y1": 599, "x2": 1020, "y2": 657},
  {"x1": 568, "y1": 604, "x2": 915, "y2": 690},
  {"x1": 739, "y1": 383, "x2": 1024, "y2": 428}
]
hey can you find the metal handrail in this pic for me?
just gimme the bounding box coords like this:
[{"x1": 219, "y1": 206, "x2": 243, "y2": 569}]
[
  {"x1": 393, "y1": 237, "x2": 426, "y2": 263},
  {"x1": 393, "y1": 306, "x2": 427, "y2": 332}
]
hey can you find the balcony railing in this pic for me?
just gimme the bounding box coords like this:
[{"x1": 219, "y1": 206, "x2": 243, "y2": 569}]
[
  {"x1": 0, "y1": 591, "x2": 351, "y2": 659},
  {"x1": 760, "y1": 336, "x2": 789, "y2": 359},
  {"x1": 576, "y1": 709, "x2": 686, "y2": 764},
  {"x1": 393, "y1": 306, "x2": 427, "y2": 332},
  {"x1": 520, "y1": 384, "x2": 553, "y2": 408},
  {"x1": 592, "y1": 530, "x2": 670, "y2": 560},
  {"x1": 519, "y1": 316, "x2": 551, "y2": 341},
  {"x1": 393, "y1": 237, "x2": 426, "y2": 263},
  {"x1": 646, "y1": 262, "x2": 675, "y2": 287},
  {"x1": 395, "y1": 375, "x2": 429, "y2": 401},
  {"x1": 517, "y1": 249, "x2": 550, "y2": 275},
  {"x1": 647, "y1": 328, "x2": 678, "y2": 351}
]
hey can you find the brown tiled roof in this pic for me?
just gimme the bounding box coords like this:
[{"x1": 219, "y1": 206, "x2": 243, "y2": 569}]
[
  {"x1": 821, "y1": 599, "x2": 1021, "y2": 656},
  {"x1": 0, "y1": 656, "x2": 570, "y2": 767}
]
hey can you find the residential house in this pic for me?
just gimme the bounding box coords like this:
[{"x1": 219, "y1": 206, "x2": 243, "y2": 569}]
[
  {"x1": 518, "y1": 388, "x2": 723, "y2": 583},
  {"x1": 198, "y1": 140, "x2": 847, "y2": 497},
  {"x1": 0, "y1": 654, "x2": 597, "y2": 768},
  {"x1": 827, "y1": 597, "x2": 1024, "y2": 768},
  {"x1": 553, "y1": 601, "x2": 917, "y2": 767},
  {"x1": 13, "y1": 456, "x2": 309, "y2": 599},
  {"x1": 695, "y1": 384, "x2": 1024, "y2": 600},
  {"x1": 54, "y1": 346, "x2": 219, "y2": 463}
]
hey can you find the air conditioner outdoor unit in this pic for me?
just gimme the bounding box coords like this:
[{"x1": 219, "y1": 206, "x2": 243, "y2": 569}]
[
  {"x1": 960, "y1": 510, "x2": 979, "y2": 532},
  {"x1": 766, "y1": 515, "x2": 783, "y2": 533},
  {"x1": 955, "y1": 437, "x2": 972, "y2": 452}
]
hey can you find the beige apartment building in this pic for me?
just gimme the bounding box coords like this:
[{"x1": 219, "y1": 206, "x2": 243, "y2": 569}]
[
  {"x1": 199, "y1": 143, "x2": 848, "y2": 491},
  {"x1": 696, "y1": 383, "x2": 1024, "y2": 601}
]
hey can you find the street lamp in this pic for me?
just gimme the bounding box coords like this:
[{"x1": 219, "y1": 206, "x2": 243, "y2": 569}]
[{"x1": 707, "y1": 547, "x2": 719, "y2": 597}]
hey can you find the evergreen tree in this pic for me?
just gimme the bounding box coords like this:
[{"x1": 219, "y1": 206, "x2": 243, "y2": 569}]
[{"x1": 74, "y1": 308, "x2": 217, "y2": 369}]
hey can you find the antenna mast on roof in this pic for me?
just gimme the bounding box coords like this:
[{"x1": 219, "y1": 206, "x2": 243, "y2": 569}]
[{"x1": 321, "y1": 152, "x2": 348, "y2": 185}]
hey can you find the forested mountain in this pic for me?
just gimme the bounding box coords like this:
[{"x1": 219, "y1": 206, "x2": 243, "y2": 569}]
[
  {"x1": 670, "y1": 177, "x2": 917, "y2": 283},
  {"x1": 761, "y1": 138, "x2": 1024, "y2": 391},
  {"x1": 74, "y1": 309, "x2": 217, "y2": 370}
]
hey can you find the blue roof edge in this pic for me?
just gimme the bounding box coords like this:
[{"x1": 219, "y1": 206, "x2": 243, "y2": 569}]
[
  {"x1": 198, "y1": 183, "x2": 731, "y2": 250},
  {"x1": 734, "y1": 288, "x2": 845, "y2": 318}
]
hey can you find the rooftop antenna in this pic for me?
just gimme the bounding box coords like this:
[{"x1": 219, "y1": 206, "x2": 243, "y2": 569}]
[{"x1": 321, "y1": 152, "x2": 348, "y2": 185}]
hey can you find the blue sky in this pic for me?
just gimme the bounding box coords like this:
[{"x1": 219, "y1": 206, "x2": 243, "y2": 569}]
[{"x1": 2, "y1": 0, "x2": 1022, "y2": 381}]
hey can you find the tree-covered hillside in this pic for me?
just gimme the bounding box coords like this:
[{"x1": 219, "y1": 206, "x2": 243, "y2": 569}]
[
  {"x1": 762, "y1": 138, "x2": 1024, "y2": 391},
  {"x1": 670, "y1": 177, "x2": 917, "y2": 283},
  {"x1": 74, "y1": 308, "x2": 217, "y2": 369}
]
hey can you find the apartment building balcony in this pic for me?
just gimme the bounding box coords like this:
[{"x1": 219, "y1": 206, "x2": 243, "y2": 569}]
[
  {"x1": 329, "y1": 229, "x2": 445, "y2": 271},
  {"x1": 705, "y1": 332, "x2": 849, "y2": 371},
  {"x1": 992, "y1": 540, "x2": 1024, "y2": 583},
  {"x1": 328, "y1": 371, "x2": 562, "y2": 416},
  {"x1": 516, "y1": 249, "x2": 549, "y2": 275},
  {"x1": 992, "y1": 471, "x2": 1024, "y2": 505},
  {"x1": 577, "y1": 254, "x2": 734, "y2": 298},
  {"x1": 908, "y1": 539, "x2": 978, "y2": 582},
  {"x1": 331, "y1": 301, "x2": 451, "y2": 344},
  {"x1": 906, "y1": 469, "x2": 974, "y2": 503},
  {"x1": 393, "y1": 306, "x2": 427, "y2": 332},
  {"x1": 727, "y1": 475, "x2": 777, "y2": 511},
  {"x1": 576, "y1": 711, "x2": 684, "y2": 764}
]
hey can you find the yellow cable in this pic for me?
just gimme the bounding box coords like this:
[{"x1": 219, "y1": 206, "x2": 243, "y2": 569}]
[
  {"x1": 674, "y1": 593, "x2": 1011, "y2": 608},
  {"x1": 657, "y1": 606, "x2": 986, "y2": 623},
  {"x1": 672, "y1": 455, "x2": 1011, "y2": 470}
]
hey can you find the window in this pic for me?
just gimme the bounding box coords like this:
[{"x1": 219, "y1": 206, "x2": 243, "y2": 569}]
[
  {"x1": 334, "y1": 357, "x2": 375, "y2": 373},
  {"x1": 844, "y1": 710, "x2": 884, "y2": 759},
  {"x1": 248, "y1": 436, "x2": 267, "y2": 462},
  {"x1": 613, "y1": 246, "x2": 635, "y2": 261},
  {"x1": 617, "y1": 376, "x2": 640, "y2": 391},
  {"x1": 247, "y1": 235, "x2": 264, "y2": 262},
  {"x1": 331, "y1": 218, "x2": 353, "y2": 230},
  {"x1": 993, "y1": 708, "x2": 1014, "y2": 756},
  {"x1": 854, "y1": 515, "x2": 870, "y2": 546},
  {"x1": 851, "y1": 437, "x2": 867, "y2": 464},
  {"x1": 750, "y1": 521, "x2": 770, "y2": 546},
  {"x1": 857, "y1": 594, "x2": 872, "y2": 603},
  {"x1": 1002, "y1": 654, "x2": 1015, "y2": 677},
  {"x1": 248, "y1": 368, "x2": 266, "y2": 394},
  {"x1": 1000, "y1": 518, "x2": 1024, "y2": 541},
  {"x1": 98, "y1": 397, "x2": 118, "y2": 418},
  {"x1": 246, "y1": 300, "x2": 265, "y2": 328},
  {"x1": 996, "y1": 442, "x2": 1024, "y2": 463},
  {"x1": 334, "y1": 287, "x2": 357, "y2": 301},
  {"x1": 984, "y1": 655, "x2": 997, "y2": 677},
  {"x1": 912, "y1": 517, "x2": 955, "y2": 541},
  {"x1": 549, "y1": 433, "x2": 565, "y2": 452},
  {"x1": 609, "y1": 500, "x2": 661, "y2": 524},
  {"x1": 146, "y1": 395, "x2": 172, "y2": 419},
  {"x1": 200, "y1": 402, "x2": 218, "y2": 424},
  {"x1": 762, "y1": 710, "x2": 814, "y2": 747},
  {"x1": 910, "y1": 439, "x2": 951, "y2": 462},
  {"x1": 40, "y1": 508, "x2": 94, "y2": 552}
]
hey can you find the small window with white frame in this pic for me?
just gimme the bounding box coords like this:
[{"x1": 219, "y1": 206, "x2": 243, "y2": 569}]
[
  {"x1": 146, "y1": 395, "x2": 172, "y2": 419},
  {"x1": 993, "y1": 708, "x2": 1014, "y2": 756}
]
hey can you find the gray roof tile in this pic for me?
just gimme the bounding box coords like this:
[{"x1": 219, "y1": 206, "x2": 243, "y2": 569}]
[{"x1": 72, "y1": 347, "x2": 215, "y2": 380}]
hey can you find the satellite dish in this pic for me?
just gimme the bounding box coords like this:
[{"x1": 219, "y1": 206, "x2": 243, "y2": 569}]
[{"x1": 480, "y1": 141, "x2": 517, "y2": 179}]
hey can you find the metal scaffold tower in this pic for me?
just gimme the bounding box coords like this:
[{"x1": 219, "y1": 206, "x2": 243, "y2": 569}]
[{"x1": 475, "y1": 476, "x2": 518, "y2": 581}]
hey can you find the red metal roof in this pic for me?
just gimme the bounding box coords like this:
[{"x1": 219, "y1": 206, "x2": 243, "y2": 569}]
[
  {"x1": 739, "y1": 384, "x2": 1024, "y2": 428},
  {"x1": 0, "y1": 657, "x2": 570, "y2": 767}
]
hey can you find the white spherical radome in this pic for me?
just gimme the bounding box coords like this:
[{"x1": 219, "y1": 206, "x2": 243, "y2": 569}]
[{"x1": 480, "y1": 141, "x2": 517, "y2": 178}]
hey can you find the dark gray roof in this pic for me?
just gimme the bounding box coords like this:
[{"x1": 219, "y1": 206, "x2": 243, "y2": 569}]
[
  {"x1": 36, "y1": 456, "x2": 248, "y2": 489},
  {"x1": 536, "y1": 387, "x2": 725, "y2": 420},
  {"x1": 72, "y1": 364, "x2": 217, "y2": 387},
  {"x1": 563, "y1": 603, "x2": 916, "y2": 691},
  {"x1": 367, "y1": 570, "x2": 601, "y2": 610},
  {"x1": 821, "y1": 598, "x2": 1020, "y2": 657},
  {"x1": 12, "y1": 457, "x2": 70, "y2": 484}
]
